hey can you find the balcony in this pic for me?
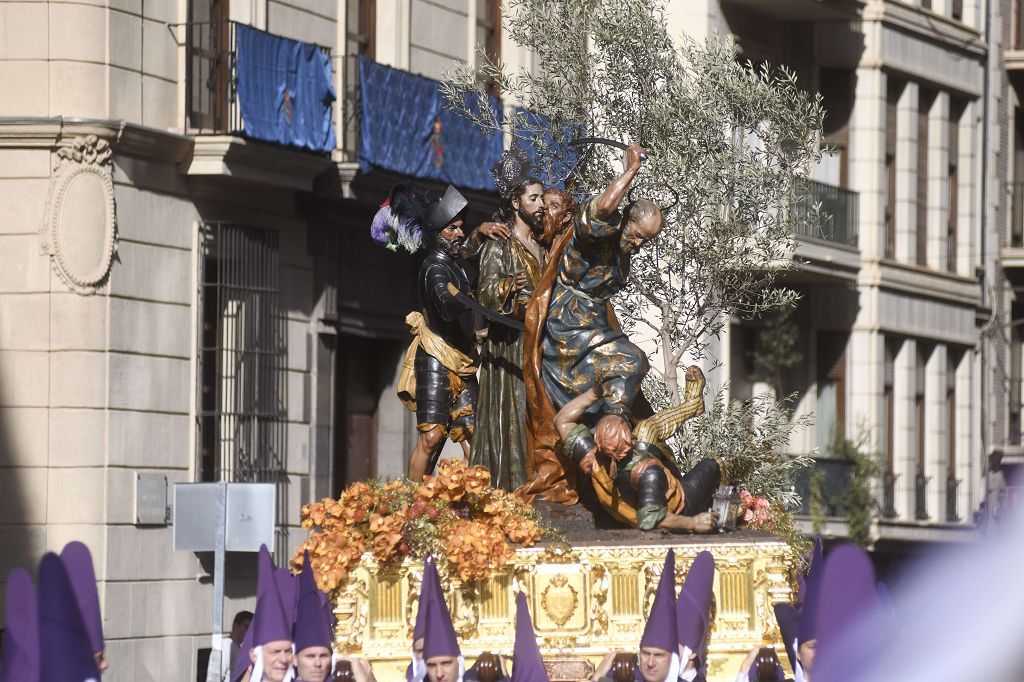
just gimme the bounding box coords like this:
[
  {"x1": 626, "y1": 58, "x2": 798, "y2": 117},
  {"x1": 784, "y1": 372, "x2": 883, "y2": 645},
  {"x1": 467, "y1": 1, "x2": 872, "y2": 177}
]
[
  {"x1": 792, "y1": 180, "x2": 859, "y2": 248},
  {"x1": 946, "y1": 476, "x2": 961, "y2": 523},
  {"x1": 915, "y1": 474, "x2": 930, "y2": 521},
  {"x1": 185, "y1": 20, "x2": 240, "y2": 135},
  {"x1": 882, "y1": 471, "x2": 899, "y2": 519},
  {"x1": 794, "y1": 456, "x2": 855, "y2": 517},
  {"x1": 181, "y1": 21, "x2": 335, "y2": 190},
  {"x1": 1003, "y1": 182, "x2": 1024, "y2": 269},
  {"x1": 722, "y1": 0, "x2": 863, "y2": 20},
  {"x1": 1009, "y1": 0, "x2": 1024, "y2": 68}
]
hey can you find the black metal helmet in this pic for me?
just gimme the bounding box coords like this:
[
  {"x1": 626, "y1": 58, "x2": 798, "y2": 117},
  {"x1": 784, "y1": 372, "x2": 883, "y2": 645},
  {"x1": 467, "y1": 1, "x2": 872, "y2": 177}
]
[{"x1": 422, "y1": 185, "x2": 468, "y2": 233}]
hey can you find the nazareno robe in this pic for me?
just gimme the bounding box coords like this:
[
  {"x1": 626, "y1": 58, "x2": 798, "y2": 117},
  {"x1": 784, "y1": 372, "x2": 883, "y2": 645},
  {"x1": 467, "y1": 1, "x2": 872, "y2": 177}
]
[{"x1": 471, "y1": 235, "x2": 543, "y2": 491}]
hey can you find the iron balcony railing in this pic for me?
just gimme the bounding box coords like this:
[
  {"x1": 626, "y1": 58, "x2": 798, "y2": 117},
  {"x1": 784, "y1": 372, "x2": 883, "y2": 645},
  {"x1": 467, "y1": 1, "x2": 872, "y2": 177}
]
[
  {"x1": 185, "y1": 20, "x2": 240, "y2": 134},
  {"x1": 882, "y1": 471, "x2": 899, "y2": 519},
  {"x1": 946, "y1": 476, "x2": 961, "y2": 523},
  {"x1": 185, "y1": 21, "x2": 332, "y2": 138},
  {"x1": 915, "y1": 474, "x2": 930, "y2": 521},
  {"x1": 792, "y1": 180, "x2": 859, "y2": 248},
  {"x1": 794, "y1": 457, "x2": 855, "y2": 517}
]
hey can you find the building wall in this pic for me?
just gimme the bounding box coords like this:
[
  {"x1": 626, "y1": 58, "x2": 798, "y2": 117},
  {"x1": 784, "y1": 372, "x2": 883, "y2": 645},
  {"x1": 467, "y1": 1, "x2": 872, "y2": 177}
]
[
  {"x1": 0, "y1": 0, "x2": 1015, "y2": 680},
  {"x1": 684, "y1": 0, "x2": 1002, "y2": 540}
]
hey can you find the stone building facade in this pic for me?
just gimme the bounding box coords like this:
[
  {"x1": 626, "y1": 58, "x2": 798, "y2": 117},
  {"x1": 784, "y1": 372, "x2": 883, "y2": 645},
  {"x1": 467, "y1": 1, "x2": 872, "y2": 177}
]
[
  {"x1": 0, "y1": 0, "x2": 1016, "y2": 680},
  {"x1": 679, "y1": 0, "x2": 1019, "y2": 567}
]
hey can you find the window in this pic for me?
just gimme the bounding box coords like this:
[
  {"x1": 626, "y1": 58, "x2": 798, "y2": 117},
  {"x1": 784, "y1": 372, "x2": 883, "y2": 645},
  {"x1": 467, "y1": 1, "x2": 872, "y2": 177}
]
[
  {"x1": 917, "y1": 89, "x2": 935, "y2": 267},
  {"x1": 816, "y1": 333, "x2": 847, "y2": 454},
  {"x1": 186, "y1": 0, "x2": 232, "y2": 132},
  {"x1": 197, "y1": 223, "x2": 288, "y2": 485},
  {"x1": 1017, "y1": 0, "x2": 1024, "y2": 49},
  {"x1": 820, "y1": 69, "x2": 853, "y2": 188},
  {"x1": 477, "y1": 0, "x2": 501, "y2": 93},
  {"x1": 948, "y1": 98, "x2": 965, "y2": 272},
  {"x1": 1013, "y1": 109, "x2": 1024, "y2": 248},
  {"x1": 884, "y1": 339, "x2": 898, "y2": 473},
  {"x1": 881, "y1": 338, "x2": 900, "y2": 517},
  {"x1": 885, "y1": 80, "x2": 901, "y2": 260},
  {"x1": 915, "y1": 345, "x2": 928, "y2": 479},
  {"x1": 347, "y1": 0, "x2": 376, "y2": 59}
]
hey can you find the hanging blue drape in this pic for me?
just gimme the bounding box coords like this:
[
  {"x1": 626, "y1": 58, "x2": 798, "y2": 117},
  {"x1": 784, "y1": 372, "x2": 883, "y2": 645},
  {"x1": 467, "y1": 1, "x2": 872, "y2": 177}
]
[
  {"x1": 513, "y1": 108, "x2": 582, "y2": 191},
  {"x1": 358, "y1": 56, "x2": 503, "y2": 191},
  {"x1": 235, "y1": 24, "x2": 337, "y2": 153}
]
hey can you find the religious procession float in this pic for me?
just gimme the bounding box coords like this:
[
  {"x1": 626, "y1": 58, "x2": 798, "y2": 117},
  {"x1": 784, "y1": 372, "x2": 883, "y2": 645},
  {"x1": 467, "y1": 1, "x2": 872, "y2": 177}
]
[{"x1": 292, "y1": 0, "x2": 832, "y2": 678}]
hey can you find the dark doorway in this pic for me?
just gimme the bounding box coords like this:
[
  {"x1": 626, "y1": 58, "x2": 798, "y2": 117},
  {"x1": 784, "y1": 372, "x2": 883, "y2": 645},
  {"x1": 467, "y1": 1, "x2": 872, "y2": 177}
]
[{"x1": 332, "y1": 335, "x2": 403, "y2": 493}]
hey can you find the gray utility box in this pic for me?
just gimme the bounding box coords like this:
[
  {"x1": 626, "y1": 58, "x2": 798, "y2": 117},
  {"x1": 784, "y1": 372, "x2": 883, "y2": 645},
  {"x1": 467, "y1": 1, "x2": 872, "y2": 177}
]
[{"x1": 172, "y1": 482, "x2": 276, "y2": 552}]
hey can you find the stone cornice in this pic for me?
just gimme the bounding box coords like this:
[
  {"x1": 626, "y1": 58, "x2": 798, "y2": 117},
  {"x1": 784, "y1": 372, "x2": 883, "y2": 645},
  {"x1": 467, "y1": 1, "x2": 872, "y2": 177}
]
[
  {"x1": 863, "y1": 1, "x2": 985, "y2": 59},
  {"x1": 0, "y1": 119, "x2": 334, "y2": 192},
  {"x1": 181, "y1": 134, "x2": 334, "y2": 192},
  {"x1": 859, "y1": 258, "x2": 982, "y2": 308},
  {"x1": 0, "y1": 117, "x2": 193, "y2": 163}
]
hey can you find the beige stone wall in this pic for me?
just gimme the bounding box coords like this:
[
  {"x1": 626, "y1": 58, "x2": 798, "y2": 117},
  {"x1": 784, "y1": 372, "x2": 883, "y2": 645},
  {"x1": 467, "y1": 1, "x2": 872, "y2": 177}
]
[
  {"x1": 0, "y1": 2, "x2": 180, "y2": 127},
  {"x1": 0, "y1": 0, "x2": 1013, "y2": 679}
]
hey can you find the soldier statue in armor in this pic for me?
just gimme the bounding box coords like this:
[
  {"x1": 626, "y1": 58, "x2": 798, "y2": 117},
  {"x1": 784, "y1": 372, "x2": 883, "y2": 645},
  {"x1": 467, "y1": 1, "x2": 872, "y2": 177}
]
[{"x1": 373, "y1": 184, "x2": 480, "y2": 481}]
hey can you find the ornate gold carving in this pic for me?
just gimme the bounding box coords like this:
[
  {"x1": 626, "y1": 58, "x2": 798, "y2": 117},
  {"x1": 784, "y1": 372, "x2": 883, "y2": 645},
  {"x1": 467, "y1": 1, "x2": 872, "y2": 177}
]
[
  {"x1": 611, "y1": 571, "x2": 639, "y2": 616},
  {"x1": 42, "y1": 134, "x2": 117, "y2": 294},
  {"x1": 452, "y1": 582, "x2": 480, "y2": 640},
  {"x1": 588, "y1": 564, "x2": 609, "y2": 638},
  {"x1": 541, "y1": 542, "x2": 580, "y2": 563},
  {"x1": 332, "y1": 538, "x2": 796, "y2": 681},
  {"x1": 545, "y1": 658, "x2": 595, "y2": 682},
  {"x1": 541, "y1": 574, "x2": 579, "y2": 627}
]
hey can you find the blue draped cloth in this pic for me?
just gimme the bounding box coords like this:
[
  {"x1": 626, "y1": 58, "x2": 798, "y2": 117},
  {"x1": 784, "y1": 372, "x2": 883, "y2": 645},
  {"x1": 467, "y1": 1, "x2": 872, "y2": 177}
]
[
  {"x1": 513, "y1": 108, "x2": 581, "y2": 191},
  {"x1": 235, "y1": 24, "x2": 336, "y2": 153},
  {"x1": 358, "y1": 56, "x2": 503, "y2": 191}
]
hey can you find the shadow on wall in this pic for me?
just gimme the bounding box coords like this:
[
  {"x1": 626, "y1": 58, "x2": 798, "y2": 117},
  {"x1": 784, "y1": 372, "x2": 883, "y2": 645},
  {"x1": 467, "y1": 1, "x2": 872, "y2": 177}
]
[{"x1": 0, "y1": 374, "x2": 44, "y2": 620}]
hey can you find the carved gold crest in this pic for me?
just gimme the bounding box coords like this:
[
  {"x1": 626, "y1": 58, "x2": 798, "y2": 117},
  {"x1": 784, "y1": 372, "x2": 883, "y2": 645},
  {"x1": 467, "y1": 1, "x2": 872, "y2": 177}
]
[{"x1": 541, "y1": 574, "x2": 579, "y2": 627}]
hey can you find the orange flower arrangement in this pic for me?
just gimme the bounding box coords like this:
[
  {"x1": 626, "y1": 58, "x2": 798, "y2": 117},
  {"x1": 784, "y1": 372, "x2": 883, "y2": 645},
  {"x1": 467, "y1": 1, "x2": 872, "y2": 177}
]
[{"x1": 292, "y1": 459, "x2": 545, "y2": 589}]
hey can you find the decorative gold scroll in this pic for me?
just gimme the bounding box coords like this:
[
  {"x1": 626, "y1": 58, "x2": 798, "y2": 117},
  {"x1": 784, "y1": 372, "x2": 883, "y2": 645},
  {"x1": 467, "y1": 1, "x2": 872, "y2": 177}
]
[{"x1": 332, "y1": 537, "x2": 797, "y2": 682}]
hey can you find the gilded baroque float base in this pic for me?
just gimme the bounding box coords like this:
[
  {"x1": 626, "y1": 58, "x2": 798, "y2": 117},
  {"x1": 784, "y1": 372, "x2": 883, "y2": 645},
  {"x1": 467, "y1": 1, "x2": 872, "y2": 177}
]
[{"x1": 332, "y1": 532, "x2": 796, "y2": 682}]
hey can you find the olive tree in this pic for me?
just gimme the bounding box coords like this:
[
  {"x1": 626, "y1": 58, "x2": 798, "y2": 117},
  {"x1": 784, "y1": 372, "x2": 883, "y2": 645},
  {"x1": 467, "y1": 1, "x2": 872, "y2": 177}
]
[{"x1": 441, "y1": 0, "x2": 824, "y2": 406}]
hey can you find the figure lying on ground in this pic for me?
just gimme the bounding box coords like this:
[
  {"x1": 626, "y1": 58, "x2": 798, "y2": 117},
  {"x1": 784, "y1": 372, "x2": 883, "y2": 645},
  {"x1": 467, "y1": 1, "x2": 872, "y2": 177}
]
[{"x1": 554, "y1": 367, "x2": 720, "y2": 532}]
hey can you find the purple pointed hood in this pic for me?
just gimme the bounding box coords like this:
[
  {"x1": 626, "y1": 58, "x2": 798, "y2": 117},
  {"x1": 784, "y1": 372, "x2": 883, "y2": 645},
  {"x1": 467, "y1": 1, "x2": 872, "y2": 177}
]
[
  {"x1": 251, "y1": 554, "x2": 292, "y2": 647},
  {"x1": 274, "y1": 567, "x2": 299, "y2": 629},
  {"x1": 257, "y1": 544, "x2": 275, "y2": 600},
  {"x1": 1, "y1": 568, "x2": 40, "y2": 682},
  {"x1": 676, "y1": 551, "x2": 714, "y2": 665},
  {"x1": 320, "y1": 590, "x2": 336, "y2": 630},
  {"x1": 796, "y1": 538, "x2": 822, "y2": 609},
  {"x1": 38, "y1": 553, "x2": 101, "y2": 682},
  {"x1": 414, "y1": 555, "x2": 439, "y2": 642},
  {"x1": 59, "y1": 541, "x2": 104, "y2": 654},
  {"x1": 294, "y1": 552, "x2": 333, "y2": 653},
  {"x1": 422, "y1": 566, "x2": 460, "y2": 660},
  {"x1": 813, "y1": 544, "x2": 878, "y2": 682},
  {"x1": 511, "y1": 591, "x2": 549, "y2": 682},
  {"x1": 640, "y1": 550, "x2": 679, "y2": 654},
  {"x1": 772, "y1": 603, "x2": 800, "y2": 673},
  {"x1": 797, "y1": 538, "x2": 825, "y2": 644}
]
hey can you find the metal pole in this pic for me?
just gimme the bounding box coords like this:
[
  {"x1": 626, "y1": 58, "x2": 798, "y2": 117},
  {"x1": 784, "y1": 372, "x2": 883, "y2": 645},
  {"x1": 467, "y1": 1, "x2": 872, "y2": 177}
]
[{"x1": 205, "y1": 483, "x2": 228, "y2": 682}]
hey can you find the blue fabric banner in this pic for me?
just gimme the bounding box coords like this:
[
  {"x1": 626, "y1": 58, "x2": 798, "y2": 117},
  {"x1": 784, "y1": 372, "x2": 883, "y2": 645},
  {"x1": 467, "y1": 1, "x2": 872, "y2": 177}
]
[
  {"x1": 513, "y1": 108, "x2": 582, "y2": 191},
  {"x1": 235, "y1": 24, "x2": 336, "y2": 153},
  {"x1": 358, "y1": 56, "x2": 504, "y2": 191}
]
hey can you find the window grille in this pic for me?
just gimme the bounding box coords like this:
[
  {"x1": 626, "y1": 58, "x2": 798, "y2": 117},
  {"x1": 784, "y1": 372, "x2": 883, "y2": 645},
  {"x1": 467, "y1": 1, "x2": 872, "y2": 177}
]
[{"x1": 197, "y1": 222, "x2": 289, "y2": 557}]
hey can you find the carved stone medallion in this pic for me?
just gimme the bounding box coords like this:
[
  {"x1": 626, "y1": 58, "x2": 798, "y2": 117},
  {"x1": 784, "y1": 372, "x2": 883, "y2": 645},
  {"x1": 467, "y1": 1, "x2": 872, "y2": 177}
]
[
  {"x1": 41, "y1": 135, "x2": 118, "y2": 294},
  {"x1": 540, "y1": 574, "x2": 579, "y2": 627}
]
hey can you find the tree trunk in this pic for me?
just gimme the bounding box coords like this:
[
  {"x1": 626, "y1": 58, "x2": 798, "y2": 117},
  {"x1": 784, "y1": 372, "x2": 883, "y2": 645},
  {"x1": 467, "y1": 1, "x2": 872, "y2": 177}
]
[{"x1": 660, "y1": 308, "x2": 681, "y2": 405}]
